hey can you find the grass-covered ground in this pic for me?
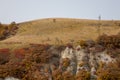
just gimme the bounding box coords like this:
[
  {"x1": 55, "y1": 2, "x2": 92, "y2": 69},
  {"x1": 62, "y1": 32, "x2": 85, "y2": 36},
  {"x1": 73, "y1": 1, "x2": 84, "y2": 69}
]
[{"x1": 0, "y1": 18, "x2": 120, "y2": 49}]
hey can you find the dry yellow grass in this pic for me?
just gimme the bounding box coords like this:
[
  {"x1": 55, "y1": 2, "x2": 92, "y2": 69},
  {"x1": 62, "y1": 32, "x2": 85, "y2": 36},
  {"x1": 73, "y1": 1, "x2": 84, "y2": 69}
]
[{"x1": 0, "y1": 18, "x2": 120, "y2": 48}]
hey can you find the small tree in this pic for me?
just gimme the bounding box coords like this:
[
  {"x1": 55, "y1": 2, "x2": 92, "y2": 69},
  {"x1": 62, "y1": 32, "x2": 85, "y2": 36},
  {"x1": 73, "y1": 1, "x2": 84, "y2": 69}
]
[{"x1": 53, "y1": 19, "x2": 56, "y2": 23}]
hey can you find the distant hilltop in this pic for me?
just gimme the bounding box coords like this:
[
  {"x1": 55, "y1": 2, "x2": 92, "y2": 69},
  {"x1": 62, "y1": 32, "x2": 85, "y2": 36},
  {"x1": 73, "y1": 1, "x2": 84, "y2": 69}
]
[{"x1": 0, "y1": 18, "x2": 120, "y2": 49}]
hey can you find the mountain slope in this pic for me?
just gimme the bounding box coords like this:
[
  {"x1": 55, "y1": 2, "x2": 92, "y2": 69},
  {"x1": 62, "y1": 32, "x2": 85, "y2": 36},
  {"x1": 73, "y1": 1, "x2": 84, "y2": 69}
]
[{"x1": 0, "y1": 18, "x2": 120, "y2": 48}]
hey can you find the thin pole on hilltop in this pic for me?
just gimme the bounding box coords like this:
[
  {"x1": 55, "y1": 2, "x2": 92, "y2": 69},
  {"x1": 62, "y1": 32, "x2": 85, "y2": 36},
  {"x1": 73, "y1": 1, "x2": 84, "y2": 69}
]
[{"x1": 98, "y1": 15, "x2": 101, "y2": 37}]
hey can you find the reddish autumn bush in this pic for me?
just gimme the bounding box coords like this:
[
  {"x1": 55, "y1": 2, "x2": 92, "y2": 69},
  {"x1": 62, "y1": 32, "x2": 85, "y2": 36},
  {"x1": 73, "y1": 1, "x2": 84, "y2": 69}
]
[
  {"x1": 29, "y1": 44, "x2": 51, "y2": 63},
  {"x1": 13, "y1": 48, "x2": 30, "y2": 60},
  {"x1": 97, "y1": 67, "x2": 120, "y2": 80},
  {"x1": 0, "y1": 48, "x2": 10, "y2": 64},
  {"x1": 97, "y1": 33, "x2": 120, "y2": 49},
  {"x1": 52, "y1": 69, "x2": 63, "y2": 80},
  {"x1": 0, "y1": 62, "x2": 26, "y2": 79},
  {"x1": 75, "y1": 70, "x2": 90, "y2": 80},
  {"x1": 0, "y1": 22, "x2": 18, "y2": 40},
  {"x1": 0, "y1": 57, "x2": 43, "y2": 79},
  {"x1": 63, "y1": 71, "x2": 75, "y2": 80}
]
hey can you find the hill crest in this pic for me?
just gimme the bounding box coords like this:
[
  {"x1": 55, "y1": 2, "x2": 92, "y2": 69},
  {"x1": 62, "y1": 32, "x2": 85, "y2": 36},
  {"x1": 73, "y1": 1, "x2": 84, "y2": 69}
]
[{"x1": 0, "y1": 18, "x2": 120, "y2": 48}]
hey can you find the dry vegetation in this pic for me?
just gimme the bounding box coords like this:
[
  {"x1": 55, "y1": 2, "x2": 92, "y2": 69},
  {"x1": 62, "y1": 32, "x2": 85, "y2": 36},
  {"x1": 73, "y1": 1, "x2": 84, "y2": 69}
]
[
  {"x1": 0, "y1": 18, "x2": 120, "y2": 49},
  {"x1": 0, "y1": 18, "x2": 120, "y2": 80},
  {"x1": 0, "y1": 22, "x2": 18, "y2": 40},
  {"x1": 0, "y1": 33, "x2": 120, "y2": 80}
]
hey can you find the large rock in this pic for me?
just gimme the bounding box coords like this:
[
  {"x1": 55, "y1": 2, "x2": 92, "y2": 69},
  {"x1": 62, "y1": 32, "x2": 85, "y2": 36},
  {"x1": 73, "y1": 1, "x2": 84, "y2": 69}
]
[{"x1": 4, "y1": 77, "x2": 20, "y2": 80}]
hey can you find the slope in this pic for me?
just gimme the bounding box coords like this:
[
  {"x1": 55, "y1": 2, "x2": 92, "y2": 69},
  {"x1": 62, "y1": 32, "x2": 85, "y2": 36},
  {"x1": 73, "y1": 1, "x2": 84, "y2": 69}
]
[{"x1": 0, "y1": 18, "x2": 120, "y2": 48}]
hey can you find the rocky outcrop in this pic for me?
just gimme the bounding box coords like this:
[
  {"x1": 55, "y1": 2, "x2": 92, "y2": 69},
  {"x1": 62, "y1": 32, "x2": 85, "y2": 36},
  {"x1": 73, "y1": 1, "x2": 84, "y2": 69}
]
[{"x1": 60, "y1": 45, "x2": 116, "y2": 79}]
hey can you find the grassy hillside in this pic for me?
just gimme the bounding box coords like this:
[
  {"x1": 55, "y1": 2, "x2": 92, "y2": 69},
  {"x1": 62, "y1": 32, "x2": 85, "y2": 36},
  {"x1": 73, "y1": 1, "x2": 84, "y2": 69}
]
[{"x1": 0, "y1": 18, "x2": 120, "y2": 48}]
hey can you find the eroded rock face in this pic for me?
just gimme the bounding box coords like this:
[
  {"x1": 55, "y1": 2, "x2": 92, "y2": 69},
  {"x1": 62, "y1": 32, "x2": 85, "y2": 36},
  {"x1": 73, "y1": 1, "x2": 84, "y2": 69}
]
[
  {"x1": 61, "y1": 47, "x2": 75, "y2": 59},
  {"x1": 60, "y1": 45, "x2": 116, "y2": 79},
  {"x1": 0, "y1": 78, "x2": 4, "y2": 80},
  {"x1": 75, "y1": 45, "x2": 90, "y2": 73},
  {"x1": 60, "y1": 47, "x2": 76, "y2": 74}
]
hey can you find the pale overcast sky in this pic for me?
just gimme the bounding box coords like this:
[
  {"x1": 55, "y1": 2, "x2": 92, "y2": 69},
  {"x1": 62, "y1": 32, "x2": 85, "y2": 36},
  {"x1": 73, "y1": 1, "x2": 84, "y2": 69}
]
[{"x1": 0, "y1": 0, "x2": 120, "y2": 23}]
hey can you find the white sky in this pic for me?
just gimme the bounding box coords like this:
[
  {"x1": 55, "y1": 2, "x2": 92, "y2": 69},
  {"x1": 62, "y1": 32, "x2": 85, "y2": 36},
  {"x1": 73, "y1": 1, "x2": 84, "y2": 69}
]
[{"x1": 0, "y1": 0, "x2": 120, "y2": 23}]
